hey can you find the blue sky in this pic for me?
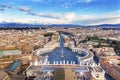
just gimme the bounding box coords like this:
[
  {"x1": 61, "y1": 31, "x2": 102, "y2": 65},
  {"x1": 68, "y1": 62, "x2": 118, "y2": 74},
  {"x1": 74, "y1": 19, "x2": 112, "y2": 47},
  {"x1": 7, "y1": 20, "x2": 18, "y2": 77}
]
[{"x1": 0, "y1": 0, "x2": 120, "y2": 25}]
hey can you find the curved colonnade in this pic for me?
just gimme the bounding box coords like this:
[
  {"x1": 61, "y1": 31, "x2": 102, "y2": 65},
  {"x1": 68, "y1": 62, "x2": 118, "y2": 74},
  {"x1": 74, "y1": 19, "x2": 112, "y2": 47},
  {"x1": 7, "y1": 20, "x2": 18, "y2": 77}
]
[
  {"x1": 35, "y1": 42, "x2": 60, "y2": 65},
  {"x1": 37, "y1": 48, "x2": 53, "y2": 56},
  {"x1": 70, "y1": 47, "x2": 94, "y2": 66}
]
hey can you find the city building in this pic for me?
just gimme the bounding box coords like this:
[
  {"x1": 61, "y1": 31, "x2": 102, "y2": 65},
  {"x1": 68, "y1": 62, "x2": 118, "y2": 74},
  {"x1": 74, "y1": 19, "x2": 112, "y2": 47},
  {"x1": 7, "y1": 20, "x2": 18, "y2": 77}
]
[
  {"x1": 0, "y1": 70, "x2": 11, "y2": 80},
  {"x1": 91, "y1": 67, "x2": 105, "y2": 80},
  {"x1": 100, "y1": 56, "x2": 120, "y2": 80}
]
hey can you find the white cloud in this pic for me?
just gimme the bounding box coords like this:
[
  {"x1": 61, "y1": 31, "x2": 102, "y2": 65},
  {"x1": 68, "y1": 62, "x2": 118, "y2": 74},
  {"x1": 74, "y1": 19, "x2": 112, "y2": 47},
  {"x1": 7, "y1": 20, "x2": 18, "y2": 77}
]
[
  {"x1": 1, "y1": 10, "x2": 120, "y2": 25},
  {"x1": 63, "y1": 13, "x2": 76, "y2": 20},
  {"x1": 0, "y1": 3, "x2": 119, "y2": 25},
  {"x1": 29, "y1": 12, "x2": 76, "y2": 20},
  {"x1": 60, "y1": 0, "x2": 94, "y2": 9},
  {"x1": 78, "y1": 0, "x2": 94, "y2": 3},
  {"x1": 61, "y1": 0, "x2": 72, "y2": 9},
  {"x1": 35, "y1": 18, "x2": 71, "y2": 24},
  {"x1": 72, "y1": 10, "x2": 120, "y2": 25},
  {"x1": 0, "y1": 3, "x2": 76, "y2": 21},
  {"x1": 92, "y1": 18, "x2": 120, "y2": 25},
  {"x1": 0, "y1": 13, "x2": 3, "y2": 22},
  {"x1": 1, "y1": 18, "x2": 71, "y2": 24},
  {"x1": 0, "y1": 4, "x2": 15, "y2": 11},
  {"x1": 86, "y1": 0, "x2": 92, "y2": 3},
  {"x1": 18, "y1": 6, "x2": 32, "y2": 12},
  {"x1": 32, "y1": 0, "x2": 43, "y2": 2}
]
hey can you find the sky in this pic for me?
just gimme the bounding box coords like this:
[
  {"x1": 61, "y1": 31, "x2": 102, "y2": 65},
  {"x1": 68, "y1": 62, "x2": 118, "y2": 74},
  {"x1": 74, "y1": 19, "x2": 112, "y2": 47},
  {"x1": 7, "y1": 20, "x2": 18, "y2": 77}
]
[{"x1": 0, "y1": 0, "x2": 120, "y2": 25}]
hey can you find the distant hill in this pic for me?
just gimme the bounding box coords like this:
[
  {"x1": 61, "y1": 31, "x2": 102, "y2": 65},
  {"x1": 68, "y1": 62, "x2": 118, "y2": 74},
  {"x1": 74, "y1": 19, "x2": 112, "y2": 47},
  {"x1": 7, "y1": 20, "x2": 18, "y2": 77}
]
[
  {"x1": 0, "y1": 22, "x2": 120, "y2": 29},
  {"x1": 0, "y1": 22, "x2": 43, "y2": 28},
  {"x1": 96, "y1": 24, "x2": 120, "y2": 27}
]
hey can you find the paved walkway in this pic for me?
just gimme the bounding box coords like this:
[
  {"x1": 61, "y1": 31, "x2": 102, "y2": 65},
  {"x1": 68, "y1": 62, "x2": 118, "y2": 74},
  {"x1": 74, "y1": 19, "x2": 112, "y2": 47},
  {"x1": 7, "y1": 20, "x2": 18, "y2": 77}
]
[{"x1": 65, "y1": 68, "x2": 79, "y2": 80}]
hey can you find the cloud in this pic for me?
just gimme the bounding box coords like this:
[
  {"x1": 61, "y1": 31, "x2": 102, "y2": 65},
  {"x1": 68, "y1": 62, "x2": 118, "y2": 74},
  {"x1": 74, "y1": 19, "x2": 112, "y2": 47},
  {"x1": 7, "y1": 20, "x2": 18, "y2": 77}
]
[
  {"x1": 18, "y1": 6, "x2": 32, "y2": 12},
  {"x1": 31, "y1": 0, "x2": 93, "y2": 9},
  {"x1": 0, "y1": 3, "x2": 76, "y2": 20},
  {"x1": 0, "y1": 3, "x2": 119, "y2": 25},
  {"x1": 2, "y1": 12, "x2": 120, "y2": 25},
  {"x1": 63, "y1": 13, "x2": 75, "y2": 20},
  {"x1": 1, "y1": 18, "x2": 72, "y2": 24},
  {"x1": 32, "y1": 0, "x2": 43, "y2": 2},
  {"x1": 0, "y1": 8, "x2": 4, "y2": 11},
  {"x1": 60, "y1": 0, "x2": 94, "y2": 9},
  {"x1": 38, "y1": 12, "x2": 75, "y2": 20},
  {"x1": 72, "y1": 10, "x2": 120, "y2": 25},
  {"x1": 28, "y1": 11, "x2": 76, "y2": 20},
  {"x1": 78, "y1": 0, "x2": 94, "y2": 3},
  {"x1": 33, "y1": 18, "x2": 71, "y2": 24},
  {"x1": 0, "y1": 3, "x2": 76, "y2": 24},
  {"x1": 74, "y1": 17, "x2": 120, "y2": 25},
  {"x1": 85, "y1": 0, "x2": 93, "y2": 3},
  {"x1": 0, "y1": 4, "x2": 32, "y2": 13},
  {"x1": 0, "y1": 4, "x2": 14, "y2": 9},
  {"x1": 0, "y1": 4, "x2": 15, "y2": 11},
  {"x1": 61, "y1": 0, "x2": 72, "y2": 8}
]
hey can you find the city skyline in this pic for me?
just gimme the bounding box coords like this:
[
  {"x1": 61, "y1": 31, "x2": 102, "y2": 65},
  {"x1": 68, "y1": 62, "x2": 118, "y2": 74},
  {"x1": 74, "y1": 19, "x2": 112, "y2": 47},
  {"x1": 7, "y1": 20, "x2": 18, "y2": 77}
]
[{"x1": 0, "y1": 0, "x2": 120, "y2": 25}]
